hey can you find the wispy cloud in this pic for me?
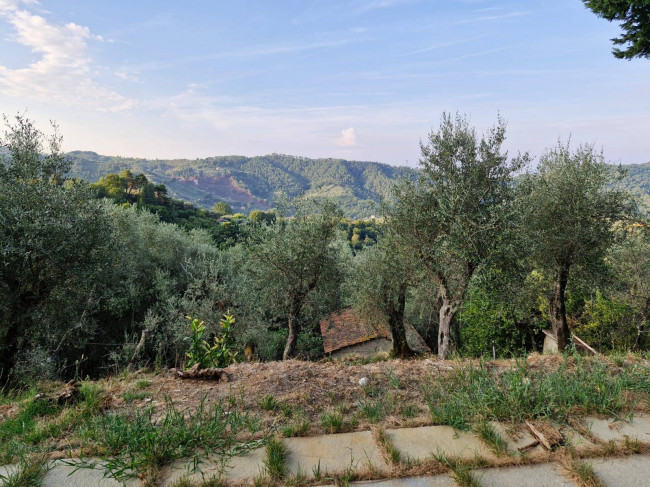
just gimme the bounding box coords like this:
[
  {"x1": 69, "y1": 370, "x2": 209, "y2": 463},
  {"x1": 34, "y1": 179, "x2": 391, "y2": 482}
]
[
  {"x1": 357, "y1": 0, "x2": 419, "y2": 13},
  {"x1": 0, "y1": 0, "x2": 135, "y2": 111},
  {"x1": 402, "y1": 35, "x2": 485, "y2": 56},
  {"x1": 456, "y1": 10, "x2": 531, "y2": 24}
]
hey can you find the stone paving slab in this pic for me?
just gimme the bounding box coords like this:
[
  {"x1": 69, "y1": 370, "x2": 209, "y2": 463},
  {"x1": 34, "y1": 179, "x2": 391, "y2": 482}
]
[
  {"x1": 41, "y1": 459, "x2": 140, "y2": 487},
  {"x1": 584, "y1": 414, "x2": 650, "y2": 443},
  {"x1": 386, "y1": 426, "x2": 495, "y2": 463},
  {"x1": 473, "y1": 463, "x2": 578, "y2": 487},
  {"x1": 285, "y1": 431, "x2": 388, "y2": 478},
  {"x1": 0, "y1": 464, "x2": 18, "y2": 479},
  {"x1": 591, "y1": 454, "x2": 650, "y2": 487},
  {"x1": 161, "y1": 447, "x2": 266, "y2": 486},
  {"x1": 559, "y1": 425, "x2": 597, "y2": 453},
  {"x1": 350, "y1": 475, "x2": 457, "y2": 486}
]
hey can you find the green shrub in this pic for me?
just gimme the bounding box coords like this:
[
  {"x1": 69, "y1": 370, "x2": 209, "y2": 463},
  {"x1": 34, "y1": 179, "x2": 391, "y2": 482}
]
[{"x1": 184, "y1": 314, "x2": 237, "y2": 369}]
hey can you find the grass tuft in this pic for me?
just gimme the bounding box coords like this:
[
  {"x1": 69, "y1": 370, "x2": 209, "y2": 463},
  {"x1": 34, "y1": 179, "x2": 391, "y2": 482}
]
[
  {"x1": 0, "y1": 454, "x2": 48, "y2": 487},
  {"x1": 475, "y1": 422, "x2": 509, "y2": 456},
  {"x1": 568, "y1": 459, "x2": 604, "y2": 487},
  {"x1": 320, "y1": 409, "x2": 344, "y2": 433},
  {"x1": 423, "y1": 359, "x2": 650, "y2": 429},
  {"x1": 264, "y1": 437, "x2": 288, "y2": 480},
  {"x1": 81, "y1": 394, "x2": 262, "y2": 480},
  {"x1": 433, "y1": 452, "x2": 481, "y2": 487},
  {"x1": 374, "y1": 428, "x2": 401, "y2": 466},
  {"x1": 259, "y1": 395, "x2": 279, "y2": 412}
]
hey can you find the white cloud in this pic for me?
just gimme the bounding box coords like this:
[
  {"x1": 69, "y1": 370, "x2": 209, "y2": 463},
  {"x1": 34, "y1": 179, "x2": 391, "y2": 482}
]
[
  {"x1": 337, "y1": 127, "x2": 357, "y2": 147},
  {"x1": 0, "y1": 0, "x2": 135, "y2": 111}
]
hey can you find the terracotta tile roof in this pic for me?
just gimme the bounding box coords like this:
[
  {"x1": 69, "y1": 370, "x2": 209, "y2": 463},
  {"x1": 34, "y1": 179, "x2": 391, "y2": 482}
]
[{"x1": 320, "y1": 308, "x2": 431, "y2": 354}]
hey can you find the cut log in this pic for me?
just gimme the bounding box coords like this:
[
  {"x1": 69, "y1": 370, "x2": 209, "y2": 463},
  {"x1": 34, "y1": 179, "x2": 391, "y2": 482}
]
[{"x1": 170, "y1": 363, "x2": 230, "y2": 382}]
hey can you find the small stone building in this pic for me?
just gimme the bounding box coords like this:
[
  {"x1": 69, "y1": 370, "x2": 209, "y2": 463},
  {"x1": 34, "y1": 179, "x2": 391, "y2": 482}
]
[{"x1": 320, "y1": 308, "x2": 431, "y2": 358}]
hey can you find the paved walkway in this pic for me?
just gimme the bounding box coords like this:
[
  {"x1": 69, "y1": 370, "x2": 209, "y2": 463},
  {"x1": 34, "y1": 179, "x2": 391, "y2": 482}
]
[{"x1": 2, "y1": 414, "x2": 649, "y2": 486}]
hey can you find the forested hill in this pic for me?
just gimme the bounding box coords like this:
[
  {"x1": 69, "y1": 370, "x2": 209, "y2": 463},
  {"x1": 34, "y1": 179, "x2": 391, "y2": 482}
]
[
  {"x1": 67, "y1": 151, "x2": 416, "y2": 218},
  {"x1": 66, "y1": 151, "x2": 650, "y2": 217}
]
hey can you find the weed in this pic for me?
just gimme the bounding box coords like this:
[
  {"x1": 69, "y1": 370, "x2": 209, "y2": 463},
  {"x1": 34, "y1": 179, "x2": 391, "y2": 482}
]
[
  {"x1": 386, "y1": 369, "x2": 402, "y2": 389},
  {"x1": 374, "y1": 428, "x2": 401, "y2": 465},
  {"x1": 281, "y1": 419, "x2": 310, "y2": 438},
  {"x1": 81, "y1": 395, "x2": 262, "y2": 480},
  {"x1": 624, "y1": 436, "x2": 642, "y2": 454},
  {"x1": 423, "y1": 360, "x2": 650, "y2": 428},
  {"x1": 475, "y1": 422, "x2": 509, "y2": 456},
  {"x1": 122, "y1": 391, "x2": 149, "y2": 403},
  {"x1": 311, "y1": 460, "x2": 323, "y2": 481},
  {"x1": 569, "y1": 459, "x2": 604, "y2": 487},
  {"x1": 259, "y1": 395, "x2": 279, "y2": 411},
  {"x1": 320, "y1": 409, "x2": 344, "y2": 433},
  {"x1": 358, "y1": 397, "x2": 388, "y2": 423},
  {"x1": 400, "y1": 403, "x2": 419, "y2": 418},
  {"x1": 280, "y1": 402, "x2": 294, "y2": 418},
  {"x1": 264, "y1": 437, "x2": 287, "y2": 480},
  {"x1": 0, "y1": 454, "x2": 48, "y2": 487},
  {"x1": 136, "y1": 380, "x2": 152, "y2": 390},
  {"x1": 433, "y1": 452, "x2": 481, "y2": 487}
]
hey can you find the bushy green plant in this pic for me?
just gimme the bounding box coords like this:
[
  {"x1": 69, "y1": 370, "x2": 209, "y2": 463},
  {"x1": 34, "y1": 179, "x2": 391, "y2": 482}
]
[{"x1": 184, "y1": 314, "x2": 237, "y2": 369}]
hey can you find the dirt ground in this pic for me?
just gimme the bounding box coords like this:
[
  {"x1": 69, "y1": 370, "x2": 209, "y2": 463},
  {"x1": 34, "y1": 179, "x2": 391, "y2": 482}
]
[{"x1": 101, "y1": 353, "x2": 614, "y2": 436}]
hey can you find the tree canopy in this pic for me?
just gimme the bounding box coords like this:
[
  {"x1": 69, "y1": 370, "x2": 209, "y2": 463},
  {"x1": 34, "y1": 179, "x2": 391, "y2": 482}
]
[
  {"x1": 389, "y1": 113, "x2": 528, "y2": 358},
  {"x1": 583, "y1": 0, "x2": 650, "y2": 59}
]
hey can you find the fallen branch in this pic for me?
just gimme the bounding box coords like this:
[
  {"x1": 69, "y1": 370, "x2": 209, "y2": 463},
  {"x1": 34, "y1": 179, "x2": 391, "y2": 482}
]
[
  {"x1": 572, "y1": 334, "x2": 598, "y2": 355},
  {"x1": 34, "y1": 380, "x2": 81, "y2": 406},
  {"x1": 170, "y1": 363, "x2": 230, "y2": 382}
]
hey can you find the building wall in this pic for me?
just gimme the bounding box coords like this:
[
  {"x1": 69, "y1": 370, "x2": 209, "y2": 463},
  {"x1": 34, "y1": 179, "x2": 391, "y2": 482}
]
[{"x1": 330, "y1": 338, "x2": 392, "y2": 358}]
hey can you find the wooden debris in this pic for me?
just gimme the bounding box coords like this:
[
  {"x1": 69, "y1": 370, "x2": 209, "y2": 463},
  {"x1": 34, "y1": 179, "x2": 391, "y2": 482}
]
[
  {"x1": 572, "y1": 334, "x2": 598, "y2": 355},
  {"x1": 524, "y1": 421, "x2": 562, "y2": 451},
  {"x1": 170, "y1": 363, "x2": 230, "y2": 382},
  {"x1": 34, "y1": 380, "x2": 81, "y2": 406}
]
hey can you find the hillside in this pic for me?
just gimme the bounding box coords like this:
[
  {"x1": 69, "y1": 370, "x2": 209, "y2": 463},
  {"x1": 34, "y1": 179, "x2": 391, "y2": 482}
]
[
  {"x1": 67, "y1": 152, "x2": 416, "y2": 218},
  {"x1": 66, "y1": 152, "x2": 650, "y2": 218}
]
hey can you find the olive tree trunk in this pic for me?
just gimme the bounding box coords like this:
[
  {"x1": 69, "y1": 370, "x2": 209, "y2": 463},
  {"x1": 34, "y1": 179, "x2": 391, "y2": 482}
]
[
  {"x1": 388, "y1": 284, "x2": 414, "y2": 358},
  {"x1": 549, "y1": 264, "x2": 571, "y2": 351},
  {"x1": 283, "y1": 298, "x2": 303, "y2": 360}
]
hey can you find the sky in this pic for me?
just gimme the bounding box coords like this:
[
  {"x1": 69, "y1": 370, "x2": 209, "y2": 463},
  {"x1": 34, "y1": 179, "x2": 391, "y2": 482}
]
[{"x1": 0, "y1": 0, "x2": 649, "y2": 166}]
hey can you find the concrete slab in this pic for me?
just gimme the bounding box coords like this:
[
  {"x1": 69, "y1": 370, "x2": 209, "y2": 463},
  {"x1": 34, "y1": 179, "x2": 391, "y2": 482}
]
[
  {"x1": 41, "y1": 459, "x2": 140, "y2": 487},
  {"x1": 285, "y1": 431, "x2": 388, "y2": 478},
  {"x1": 584, "y1": 414, "x2": 650, "y2": 443},
  {"x1": 474, "y1": 463, "x2": 578, "y2": 487},
  {"x1": 161, "y1": 447, "x2": 266, "y2": 486},
  {"x1": 350, "y1": 475, "x2": 456, "y2": 486},
  {"x1": 591, "y1": 454, "x2": 650, "y2": 487},
  {"x1": 386, "y1": 426, "x2": 496, "y2": 463},
  {"x1": 560, "y1": 425, "x2": 597, "y2": 453},
  {"x1": 0, "y1": 464, "x2": 18, "y2": 479}
]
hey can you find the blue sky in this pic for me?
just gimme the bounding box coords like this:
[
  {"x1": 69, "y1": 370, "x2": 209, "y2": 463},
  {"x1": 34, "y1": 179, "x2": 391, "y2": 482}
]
[{"x1": 0, "y1": 0, "x2": 649, "y2": 166}]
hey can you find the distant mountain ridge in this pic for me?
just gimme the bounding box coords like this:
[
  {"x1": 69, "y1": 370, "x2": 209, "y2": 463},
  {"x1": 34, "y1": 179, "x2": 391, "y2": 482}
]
[
  {"x1": 67, "y1": 152, "x2": 416, "y2": 218},
  {"x1": 66, "y1": 151, "x2": 650, "y2": 218}
]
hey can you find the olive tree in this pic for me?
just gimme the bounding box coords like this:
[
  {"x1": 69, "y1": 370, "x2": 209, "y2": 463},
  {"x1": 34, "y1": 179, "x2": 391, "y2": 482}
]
[
  {"x1": 390, "y1": 113, "x2": 528, "y2": 359},
  {"x1": 0, "y1": 115, "x2": 112, "y2": 381},
  {"x1": 247, "y1": 200, "x2": 344, "y2": 360},
  {"x1": 352, "y1": 232, "x2": 418, "y2": 358},
  {"x1": 522, "y1": 142, "x2": 632, "y2": 351}
]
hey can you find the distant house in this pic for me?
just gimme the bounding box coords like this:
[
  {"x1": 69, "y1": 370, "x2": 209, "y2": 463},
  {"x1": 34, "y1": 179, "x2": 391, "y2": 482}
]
[{"x1": 319, "y1": 308, "x2": 431, "y2": 358}]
